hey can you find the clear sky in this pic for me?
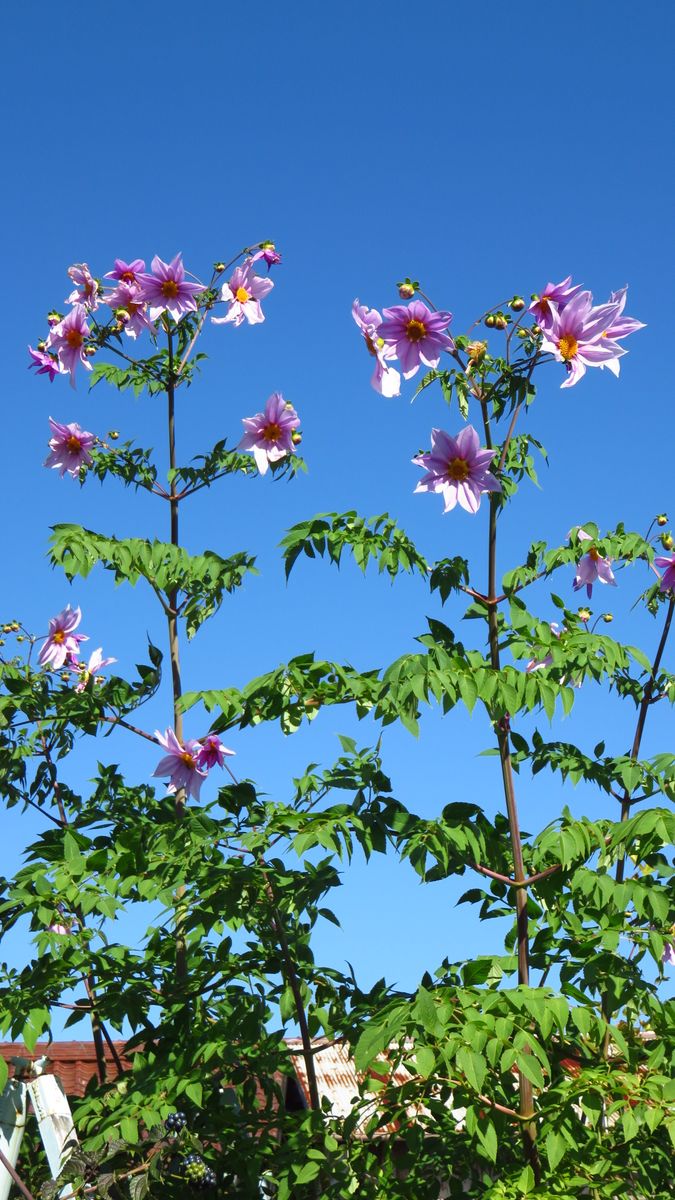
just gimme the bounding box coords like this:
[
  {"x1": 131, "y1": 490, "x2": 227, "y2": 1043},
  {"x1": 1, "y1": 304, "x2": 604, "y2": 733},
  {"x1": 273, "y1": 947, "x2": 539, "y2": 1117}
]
[{"x1": 3, "y1": 3, "x2": 674, "y2": 1024}]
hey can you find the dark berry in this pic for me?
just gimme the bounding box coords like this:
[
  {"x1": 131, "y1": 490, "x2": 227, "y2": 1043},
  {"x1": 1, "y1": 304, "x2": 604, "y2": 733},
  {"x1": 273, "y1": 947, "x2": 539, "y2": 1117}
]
[{"x1": 166, "y1": 1111, "x2": 188, "y2": 1133}]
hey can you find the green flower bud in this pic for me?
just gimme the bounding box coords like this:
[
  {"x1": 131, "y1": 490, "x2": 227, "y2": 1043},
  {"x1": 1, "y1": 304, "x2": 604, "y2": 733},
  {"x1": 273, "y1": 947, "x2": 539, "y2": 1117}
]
[
  {"x1": 657, "y1": 513, "x2": 668, "y2": 526},
  {"x1": 291, "y1": 430, "x2": 303, "y2": 446},
  {"x1": 661, "y1": 532, "x2": 674, "y2": 550},
  {"x1": 397, "y1": 280, "x2": 416, "y2": 300},
  {"x1": 108, "y1": 430, "x2": 120, "y2": 441},
  {"x1": 484, "y1": 314, "x2": 496, "y2": 328},
  {"x1": 213, "y1": 261, "x2": 226, "y2": 273},
  {"x1": 516, "y1": 328, "x2": 529, "y2": 339},
  {"x1": 578, "y1": 607, "x2": 591, "y2": 623},
  {"x1": 510, "y1": 297, "x2": 525, "y2": 312},
  {"x1": 494, "y1": 315, "x2": 508, "y2": 331},
  {"x1": 602, "y1": 613, "x2": 614, "y2": 623},
  {"x1": 16, "y1": 635, "x2": 24, "y2": 642}
]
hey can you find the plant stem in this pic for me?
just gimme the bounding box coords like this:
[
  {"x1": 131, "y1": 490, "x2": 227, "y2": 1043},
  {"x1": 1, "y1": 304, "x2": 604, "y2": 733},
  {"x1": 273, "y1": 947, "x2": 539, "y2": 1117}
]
[
  {"x1": 0, "y1": 1147, "x2": 36, "y2": 1200},
  {"x1": 615, "y1": 595, "x2": 674, "y2": 885},
  {"x1": 165, "y1": 325, "x2": 188, "y2": 985},
  {"x1": 482, "y1": 399, "x2": 540, "y2": 1180},
  {"x1": 263, "y1": 875, "x2": 321, "y2": 1112}
]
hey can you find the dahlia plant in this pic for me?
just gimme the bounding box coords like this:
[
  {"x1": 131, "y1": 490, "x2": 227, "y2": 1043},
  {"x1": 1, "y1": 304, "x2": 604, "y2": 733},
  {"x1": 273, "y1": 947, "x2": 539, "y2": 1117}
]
[{"x1": 0, "y1": 254, "x2": 673, "y2": 1200}]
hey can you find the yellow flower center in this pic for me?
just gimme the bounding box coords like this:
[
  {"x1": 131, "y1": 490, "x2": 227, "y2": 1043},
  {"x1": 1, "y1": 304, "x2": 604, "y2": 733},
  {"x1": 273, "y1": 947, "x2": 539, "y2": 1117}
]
[
  {"x1": 180, "y1": 751, "x2": 196, "y2": 767},
  {"x1": 447, "y1": 457, "x2": 470, "y2": 482},
  {"x1": 406, "y1": 318, "x2": 427, "y2": 343},
  {"x1": 264, "y1": 423, "x2": 282, "y2": 442},
  {"x1": 161, "y1": 279, "x2": 180, "y2": 299},
  {"x1": 66, "y1": 436, "x2": 82, "y2": 453},
  {"x1": 589, "y1": 547, "x2": 600, "y2": 561},
  {"x1": 121, "y1": 270, "x2": 136, "y2": 283},
  {"x1": 235, "y1": 286, "x2": 250, "y2": 304},
  {"x1": 53, "y1": 630, "x2": 65, "y2": 644},
  {"x1": 558, "y1": 333, "x2": 578, "y2": 361},
  {"x1": 65, "y1": 329, "x2": 83, "y2": 349}
]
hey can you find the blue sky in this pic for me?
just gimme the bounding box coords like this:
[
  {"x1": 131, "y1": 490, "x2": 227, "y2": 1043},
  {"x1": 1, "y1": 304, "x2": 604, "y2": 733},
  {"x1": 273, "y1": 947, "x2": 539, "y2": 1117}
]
[{"x1": 3, "y1": 4, "x2": 674, "y2": 1025}]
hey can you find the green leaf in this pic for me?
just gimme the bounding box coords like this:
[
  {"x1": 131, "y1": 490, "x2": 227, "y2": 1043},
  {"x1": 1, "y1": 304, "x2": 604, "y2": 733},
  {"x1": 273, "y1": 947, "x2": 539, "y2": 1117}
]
[{"x1": 456, "y1": 1045, "x2": 486, "y2": 1093}]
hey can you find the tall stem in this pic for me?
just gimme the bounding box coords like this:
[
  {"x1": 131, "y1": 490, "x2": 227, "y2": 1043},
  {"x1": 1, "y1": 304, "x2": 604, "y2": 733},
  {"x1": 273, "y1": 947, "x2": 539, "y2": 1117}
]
[
  {"x1": 483, "y1": 399, "x2": 539, "y2": 1179},
  {"x1": 615, "y1": 596, "x2": 674, "y2": 884},
  {"x1": 166, "y1": 327, "x2": 188, "y2": 982},
  {"x1": 263, "y1": 876, "x2": 321, "y2": 1112}
]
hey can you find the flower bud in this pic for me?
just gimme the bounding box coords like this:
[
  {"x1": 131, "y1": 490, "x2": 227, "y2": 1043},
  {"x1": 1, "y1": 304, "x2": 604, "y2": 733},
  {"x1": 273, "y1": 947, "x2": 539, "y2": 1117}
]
[
  {"x1": 397, "y1": 280, "x2": 416, "y2": 300},
  {"x1": 602, "y1": 613, "x2": 614, "y2": 623},
  {"x1": 516, "y1": 328, "x2": 528, "y2": 339},
  {"x1": 531, "y1": 324, "x2": 541, "y2": 336},
  {"x1": 578, "y1": 607, "x2": 591, "y2": 623},
  {"x1": 0, "y1": 639, "x2": 4, "y2": 647},
  {"x1": 657, "y1": 513, "x2": 668, "y2": 526},
  {"x1": 510, "y1": 297, "x2": 525, "y2": 312},
  {"x1": 530, "y1": 293, "x2": 540, "y2": 302},
  {"x1": 84, "y1": 346, "x2": 97, "y2": 357},
  {"x1": 494, "y1": 315, "x2": 508, "y2": 331},
  {"x1": 16, "y1": 635, "x2": 24, "y2": 642},
  {"x1": 259, "y1": 240, "x2": 276, "y2": 251},
  {"x1": 115, "y1": 307, "x2": 131, "y2": 325},
  {"x1": 661, "y1": 532, "x2": 674, "y2": 550},
  {"x1": 484, "y1": 314, "x2": 496, "y2": 328},
  {"x1": 108, "y1": 430, "x2": 120, "y2": 441},
  {"x1": 37, "y1": 339, "x2": 47, "y2": 351},
  {"x1": 11, "y1": 623, "x2": 20, "y2": 632},
  {"x1": 291, "y1": 430, "x2": 303, "y2": 446}
]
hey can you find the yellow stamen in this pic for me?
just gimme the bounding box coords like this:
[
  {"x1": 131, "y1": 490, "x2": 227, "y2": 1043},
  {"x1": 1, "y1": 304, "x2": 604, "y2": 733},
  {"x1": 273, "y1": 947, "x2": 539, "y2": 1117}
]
[
  {"x1": 66, "y1": 436, "x2": 82, "y2": 453},
  {"x1": 180, "y1": 751, "x2": 196, "y2": 767},
  {"x1": 264, "y1": 422, "x2": 282, "y2": 442},
  {"x1": 53, "y1": 630, "x2": 65, "y2": 644},
  {"x1": 65, "y1": 329, "x2": 83, "y2": 349},
  {"x1": 558, "y1": 333, "x2": 578, "y2": 361},
  {"x1": 447, "y1": 457, "x2": 470, "y2": 482},
  {"x1": 589, "y1": 547, "x2": 600, "y2": 561},
  {"x1": 161, "y1": 279, "x2": 180, "y2": 299},
  {"x1": 406, "y1": 318, "x2": 427, "y2": 343},
  {"x1": 235, "y1": 286, "x2": 250, "y2": 304}
]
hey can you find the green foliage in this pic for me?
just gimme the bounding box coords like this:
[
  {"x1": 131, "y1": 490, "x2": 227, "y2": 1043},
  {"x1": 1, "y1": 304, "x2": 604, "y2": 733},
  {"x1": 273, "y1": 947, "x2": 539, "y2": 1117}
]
[{"x1": 49, "y1": 524, "x2": 257, "y2": 636}]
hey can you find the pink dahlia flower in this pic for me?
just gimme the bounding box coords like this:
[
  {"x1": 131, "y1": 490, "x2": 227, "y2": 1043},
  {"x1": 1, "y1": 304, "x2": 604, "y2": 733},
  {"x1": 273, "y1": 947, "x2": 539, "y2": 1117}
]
[
  {"x1": 44, "y1": 417, "x2": 95, "y2": 478},
  {"x1": 599, "y1": 287, "x2": 646, "y2": 377},
  {"x1": 66, "y1": 263, "x2": 99, "y2": 310},
  {"x1": 352, "y1": 300, "x2": 401, "y2": 397},
  {"x1": 526, "y1": 623, "x2": 561, "y2": 673},
  {"x1": 102, "y1": 280, "x2": 155, "y2": 339},
  {"x1": 212, "y1": 260, "x2": 274, "y2": 327},
  {"x1": 529, "y1": 275, "x2": 583, "y2": 328},
  {"x1": 46, "y1": 305, "x2": 92, "y2": 388},
  {"x1": 153, "y1": 728, "x2": 207, "y2": 800},
  {"x1": 104, "y1": 258, "x2": 146, "y2": 285},
  {"x1": 379, "y1": 300, "x2": 454, "y2": 379},
  {"x1": 573, "y1": 530, "x2": 617, "y2": 598},
  {"x1": 540, "y1": 292, "x2": 624, "y2": 388},
  {"x1": 413, "y1": 424, "x2": 501, "y2": 514},
  {"x1": 251, "y1": 244, "x2": 282, "y2": 270},
  {"x1": 239, "y1": 392, "x2": 300, "y2": 475},
  {"x1": 655, "y1": 552, "x2": 675, "y2": 593},
  {"x1": 72, "y1": 647, "x2": 116, "y2": 692},
  {"x1": 38, "y1": 605, "x2": 88, "y2": 670},
  {"x1": 138, "y1": 254, "x2": 204, "y2": 323},
  {"x1": 196, "y1": 734, "x2": 235, "y2": 770},
  {"x1": 28, "y1": 345, "x2": 63, "y2": 382}
]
